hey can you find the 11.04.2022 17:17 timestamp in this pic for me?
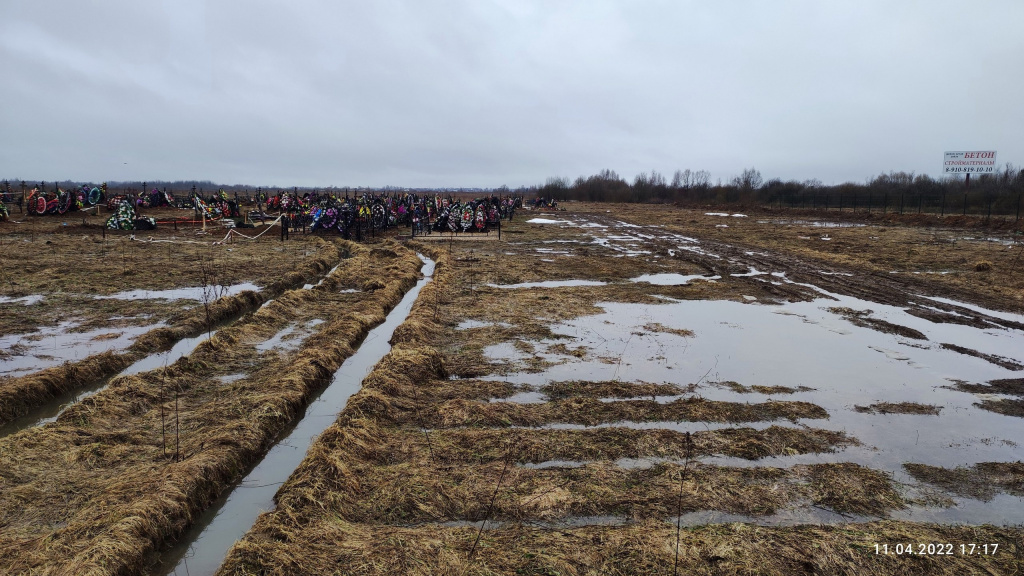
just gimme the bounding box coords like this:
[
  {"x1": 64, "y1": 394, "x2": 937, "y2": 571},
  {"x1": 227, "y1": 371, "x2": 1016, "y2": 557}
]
[{"x1": 874, "y1": 543, "x2": 999, "y2": 556}]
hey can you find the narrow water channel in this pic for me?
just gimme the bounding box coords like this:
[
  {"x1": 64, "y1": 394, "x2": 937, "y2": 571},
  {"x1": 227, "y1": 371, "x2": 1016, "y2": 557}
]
[
  {"x1": 0, "y1": 328, "x2": 223, "y2": 438},
  {"x1": 153, "y1": 255, "x2": 435, "y2": 576}
]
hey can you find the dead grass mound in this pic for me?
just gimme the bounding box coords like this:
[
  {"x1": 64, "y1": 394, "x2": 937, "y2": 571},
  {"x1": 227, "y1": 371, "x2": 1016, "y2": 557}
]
[
  {"x1": 950, "y1": 377, "x2": 1024, "y2": 397},
  {"x1": 0, "y1": 240, "x2": 345, "y2": 427},
  {"x1": 0, "y1": 242, "x2": 426, "y2": 575},
  {"x1": 854, "y1": 402, "x2": 942, "y2": 416},
  {"x1": 219, "y1": 518, "x2": 1024, "y2": 576},
  {"x1": 974, "y1": 398, "x2": 1024, "y2": 418},
  {"x1": 715, "y1": 381, "x2": 814, "y2": 395},
  {"x1": 904, "y1": 461, "x2": 1024, "y2": 501},
  {"x1": 542, "y1": 380, "x2": 690, "y2": 400},
  {"x1": 271, "y1": 460, "x2": 902, "y2": 526},
  {"x1": 642, "y1": 322, "x2": 695, "y2": 338},
  {"x1": 410, "y1": 396, "x2": 829, "y2": 429}
]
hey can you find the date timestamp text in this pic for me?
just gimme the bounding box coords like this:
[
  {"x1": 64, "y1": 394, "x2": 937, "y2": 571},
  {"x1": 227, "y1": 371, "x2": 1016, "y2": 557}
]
[{"x1": 874, "y1": 543, "x2": 999, "y2": 556}]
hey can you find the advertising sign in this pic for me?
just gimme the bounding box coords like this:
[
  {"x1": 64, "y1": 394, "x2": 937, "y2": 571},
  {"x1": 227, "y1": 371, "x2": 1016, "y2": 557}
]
[{"x1": 944, "y1": 151, "x2": 997, "y2": 174}]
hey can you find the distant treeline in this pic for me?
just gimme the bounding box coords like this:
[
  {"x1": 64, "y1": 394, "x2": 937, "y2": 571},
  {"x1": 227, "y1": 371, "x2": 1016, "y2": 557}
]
[
  {"x1": 532, "y1": 167, "x2": 1024, "y2": 219},
  {"x1": 4, "y1": 167, "x2": 1023, "y2": 219}
]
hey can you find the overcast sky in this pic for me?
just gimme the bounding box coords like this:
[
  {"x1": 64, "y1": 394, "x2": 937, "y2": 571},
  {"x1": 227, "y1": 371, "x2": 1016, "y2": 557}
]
[{"x1": 2, "y1": 1, "x2": 1022, "y2": 188}]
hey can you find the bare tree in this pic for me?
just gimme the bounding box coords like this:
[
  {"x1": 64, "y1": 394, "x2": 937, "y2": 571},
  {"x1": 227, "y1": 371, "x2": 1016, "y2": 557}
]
[{"x1": 731, "y1": 167, "x2": 763, "y2": 193}]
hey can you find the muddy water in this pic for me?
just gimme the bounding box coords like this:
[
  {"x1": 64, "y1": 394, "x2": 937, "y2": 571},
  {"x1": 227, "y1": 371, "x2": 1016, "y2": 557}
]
[
  {"x1": 487, "y1": 294, "x2": 1024, "y2": 523},
  {"x1": 483, "y1": 215, "x2": 1024, "y2": 524},
  {"x1": 154, "y1": 255, "x2": 435, "y2": 576},
  {"x1": 93, "y1": 282, "x2": 261, "y2": 301},
  {"x1": 0, "y1": 320, "x2": 165, "y2": 377},
  {"x1": 0, "y1": 330, "x2": 219, "y2": 438}
]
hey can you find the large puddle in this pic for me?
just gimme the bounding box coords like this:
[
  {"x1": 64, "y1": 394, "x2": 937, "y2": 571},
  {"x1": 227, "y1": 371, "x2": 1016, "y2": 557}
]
[
  {"x1": 155, "y1": 255, "x2": 435, "y2": 576},
  {"x1": 0, "y1": 330, "x2": 220, "y2": 438},
  {"x1": 482, "y1": 238, "x2": 1024, "y2": 524},
  {"x1": 93, "y1": 282, "x2": 261, "y2": 302},
  {"x1": 0, "y1": 321, "x2": 165, "y2": 377}
]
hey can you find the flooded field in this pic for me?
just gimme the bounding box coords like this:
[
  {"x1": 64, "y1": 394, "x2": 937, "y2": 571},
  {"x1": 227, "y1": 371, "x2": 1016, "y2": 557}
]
[
  {"x1": 214, "y1": 205, "x2": 1022, "y2": 575},
  {"x1": 2, "y1": 204, "x2": 1022, "y2": 574}
]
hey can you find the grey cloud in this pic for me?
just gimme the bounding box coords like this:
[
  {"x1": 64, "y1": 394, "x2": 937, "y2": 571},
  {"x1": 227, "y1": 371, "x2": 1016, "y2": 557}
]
[{"x1": 2, "y1": 0, "x2": 1022, "y2": 187}]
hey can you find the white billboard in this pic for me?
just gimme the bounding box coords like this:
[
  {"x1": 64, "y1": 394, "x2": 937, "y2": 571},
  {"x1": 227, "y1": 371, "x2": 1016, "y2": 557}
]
[{"x1": 944, "y1": 151, "x2": 997, "y2": 174}]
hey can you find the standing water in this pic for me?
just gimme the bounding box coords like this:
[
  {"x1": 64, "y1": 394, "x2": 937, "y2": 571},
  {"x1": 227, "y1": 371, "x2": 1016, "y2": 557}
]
[{"x1": 155, "y1": 255, "x2": 435, "y2": 576}]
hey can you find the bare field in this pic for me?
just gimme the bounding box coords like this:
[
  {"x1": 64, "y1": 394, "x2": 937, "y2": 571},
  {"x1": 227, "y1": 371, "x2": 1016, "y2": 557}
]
[
  {"x1": 0, "y1": 209, "x2": 345, "y2": 428},
  {"x1": 1, "y1": 204, "x2": 1022, "y2": 574},
  {"x1": 213, "y1": 205, "x2": 1023, "y2": 575}
]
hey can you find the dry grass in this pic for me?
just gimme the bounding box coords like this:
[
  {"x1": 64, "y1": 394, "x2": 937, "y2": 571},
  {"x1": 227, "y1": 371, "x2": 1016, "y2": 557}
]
[
  {"x1": 285, "y1": 421, "x2": 855, "y2": 468},
  {"x1": 542, "y1": 380, "x2": 692, "y2": 400},
  {"x1": 904, "y1": 461, "x2": 1024, "y2": 501},
  {"x1": 405, "y1": 396, "x2": 829, "y2": 429},
  {"x1": 600, "y1": 203, "x2": 1024, "y2": 314},
  {"x1": 854, "y1": 402, "x2": 942, "y2": 416},
  {"x1": 214, "y1": 212, "x2": 1024, "y2": 575},
  {"x1": 220, "y1": 519, "x2": 1023, "y2": 576},
  {"x1": 950, "y1": 377, "x2": 1024, "y2": 397},
  {"x1": 714, "y1": 381, "x2": 815, "y2": 395},
  {"x1": 0, "y1": 240, "x2": 425, "y2": 575},
  {"x1": 974, "y1": 398, "x2": 1024, "y2": 419},
  {"x1": 266, "y1": 459, "x2": 902, "y2": 526},
  {"x1": 642, "y1": 323, "x2": 695, "y2": 338},
  {"x1": 0, "y1": 239, "x2": 342, "y2": 426},
  {"x1": 8, "y1": 203, "x2": 1023, "y2": 574}
]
